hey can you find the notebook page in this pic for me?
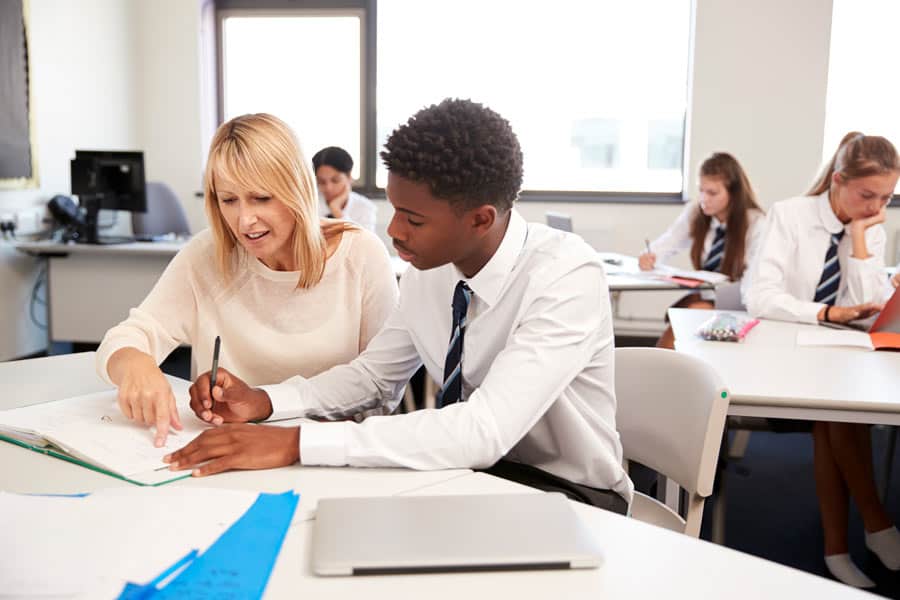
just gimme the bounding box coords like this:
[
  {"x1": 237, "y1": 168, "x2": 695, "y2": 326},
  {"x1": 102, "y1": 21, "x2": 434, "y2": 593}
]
[{"x1": 0, "y1": 378, "x2": 209, "y2": 478}]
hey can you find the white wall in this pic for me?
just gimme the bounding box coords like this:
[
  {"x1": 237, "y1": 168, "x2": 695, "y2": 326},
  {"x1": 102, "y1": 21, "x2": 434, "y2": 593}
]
[
  {"x1": 3, "y1": 0, "x2": 899, "y2": 357},
  {"x1": 134, "y1": 0, "x2": 208, "y2": 234},
  {"x1": 0, "y1": 0, "x2": 141, "y2": 359}
]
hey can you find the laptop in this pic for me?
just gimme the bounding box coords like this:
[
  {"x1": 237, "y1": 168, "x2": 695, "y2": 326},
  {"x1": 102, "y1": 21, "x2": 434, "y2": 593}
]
[
  {"x1": 312, "y1": 493, "x2": 603, "y2": 576},
  {"x1": 545, "y1": 212, "x2": 573, "y2": 232},
  {"x1": 821, "y1": 283, "x2": 900, "y2": 334}
]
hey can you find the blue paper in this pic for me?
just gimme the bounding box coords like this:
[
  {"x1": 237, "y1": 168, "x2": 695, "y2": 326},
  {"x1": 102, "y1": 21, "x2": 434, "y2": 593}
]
[
  {"x1": 157, "y1": 491, "x2": 298, "y2": 599},
  {"x1": 117, "y1": 491, "x2": 298, "y2": 600}
]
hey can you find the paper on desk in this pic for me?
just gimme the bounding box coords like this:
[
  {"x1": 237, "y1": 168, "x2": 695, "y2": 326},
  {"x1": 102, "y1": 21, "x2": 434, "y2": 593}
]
[
  {"x1": 652, "y1": 265, "x2": 729, "y2": 285},
  {"x1": 796, "y1": 330, "x2": 874, "y2": 350},
  {"x1": 0, "y1": 378, "x2": 211, "y2": 481},
  {"x1": 0, "y1": 487, "x2": 261, "y2": 598}
]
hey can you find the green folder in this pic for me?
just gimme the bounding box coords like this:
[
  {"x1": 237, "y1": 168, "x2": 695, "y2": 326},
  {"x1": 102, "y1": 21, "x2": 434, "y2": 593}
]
[{"x1": 0, "y1": 433, "x2": 192, "y2": 486}]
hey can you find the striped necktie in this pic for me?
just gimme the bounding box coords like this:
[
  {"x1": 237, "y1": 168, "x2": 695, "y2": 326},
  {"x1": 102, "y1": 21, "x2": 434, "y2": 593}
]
[
  {"x1": 437, "y1": 281, "x2": 472, "y2": 407},
  {"x1": 813, "y1": 230, "x2": 845, "y2": 306},
  {"x1": 702, "y1": 225, "x2": 727, "y2": 272}
]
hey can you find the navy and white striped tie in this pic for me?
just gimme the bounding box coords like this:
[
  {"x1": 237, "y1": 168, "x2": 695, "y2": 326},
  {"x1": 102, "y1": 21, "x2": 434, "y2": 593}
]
[
  {"x1": 813, "y1": 231, "x2": 845, "y2": 306},
  {"x1": 702, "y1": 225, "x2": 727, "y2": 272},
  {"x1": 437, "y1": 281, "x2": 472, "y2": 407}
]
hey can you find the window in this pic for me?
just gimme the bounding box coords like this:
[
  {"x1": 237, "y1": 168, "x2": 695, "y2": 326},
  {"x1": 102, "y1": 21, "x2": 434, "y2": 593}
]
[
  {"x1": 823, "y1": 0, "x2": 900, "y2": 192},
  {"x1": 376, "y1": 0, "x2": 691, "y2": 193},
  {"x1": 217, "y1": 1, "x2": 693, "y2": 198},
  {"x1": 219, "y1": 12, "x2": 363, "y2": 178}
]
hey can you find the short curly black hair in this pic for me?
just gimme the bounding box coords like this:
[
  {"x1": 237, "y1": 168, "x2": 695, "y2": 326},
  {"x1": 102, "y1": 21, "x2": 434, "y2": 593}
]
[{"x1": 381, "y1": 98, "x2": 523, "y2": 213}]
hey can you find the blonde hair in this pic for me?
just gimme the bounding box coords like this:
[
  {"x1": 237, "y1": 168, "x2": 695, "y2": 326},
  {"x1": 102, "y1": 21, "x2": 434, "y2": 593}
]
[
  {"x1": 204, "y1": 113, "x2": 349, "y2": 288},
  {"x1": 808, "y1": 132, "x2": 900, "y2": 196}
]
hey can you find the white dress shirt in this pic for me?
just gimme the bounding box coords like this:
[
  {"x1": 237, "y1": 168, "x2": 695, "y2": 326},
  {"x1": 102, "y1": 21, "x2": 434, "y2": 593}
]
[
  {"x1": 745, "y1": 193, "x2": 893, "y2": 324},
  {"x1": 261, "y1": 210, "x2": 634, "y2": 503},
  {"x1": 319, "y1": 190, "x2": 377, "y2": 232},
  {"x1": 649, "y1": 201, "x2": 766, "y2": 273}
]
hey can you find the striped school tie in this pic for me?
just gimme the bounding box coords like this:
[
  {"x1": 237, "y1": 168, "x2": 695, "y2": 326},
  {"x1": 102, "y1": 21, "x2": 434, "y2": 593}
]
[
  {"x1": 813, "y1": 231, "x2": 845, "y2": 306},
  {"x1": 702, "y1": 225, "x2": 727, "y2": 272},
  {"x1": 437, "y1": 281, "x2": 472, "y2": 408}
]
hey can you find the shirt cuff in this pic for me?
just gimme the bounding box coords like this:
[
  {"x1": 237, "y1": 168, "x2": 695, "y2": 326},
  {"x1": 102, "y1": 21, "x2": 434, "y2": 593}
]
[
  {"x1": 300, "y1": 421, "x2": 350, "y2": 466},
  {"x1": 259, "y1": 383, "x2": 305, "y2": 421},
  {"x1": 806, "y1": 302, "x2": 826, "y2": 324},
  {"x1": 95, "y1": 340, "x2": 133, "y2": 386}
]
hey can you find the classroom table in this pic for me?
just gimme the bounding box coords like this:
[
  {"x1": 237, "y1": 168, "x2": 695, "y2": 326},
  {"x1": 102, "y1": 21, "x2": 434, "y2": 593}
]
[
  {"x1": 0, "y1": 352, "x2": 876, "y2": 599},
  {"x1": 669, "y1": 308, "x2": 900, "y2": 425}
]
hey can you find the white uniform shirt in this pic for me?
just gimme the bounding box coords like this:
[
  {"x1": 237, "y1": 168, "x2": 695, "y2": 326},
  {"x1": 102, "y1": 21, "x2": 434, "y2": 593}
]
[
  {"x1": 96, "y1": 228, "x2": 398, "y2": 389},
  {"x1": 745, "y1": 193, "x2": 892, "y2": 324},
  {"x1": 319, "y1": 190, "x2": 377, "y2": 232},
  {"x1": 649, "y1": 200, "x2": 766, "y2": 275},
  {"x1": 261, "y1": 210, "x2": 634, "y2": 503}
]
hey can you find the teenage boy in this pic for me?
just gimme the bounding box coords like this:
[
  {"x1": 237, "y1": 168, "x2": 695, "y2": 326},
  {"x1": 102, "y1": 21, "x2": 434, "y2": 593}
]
[{"x1": 166, "y1": 99, "x2": 633, "y2": 513}]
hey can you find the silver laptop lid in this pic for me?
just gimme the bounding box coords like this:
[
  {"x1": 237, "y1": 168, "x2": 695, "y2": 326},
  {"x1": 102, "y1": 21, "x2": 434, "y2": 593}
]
[
  {"x1": 312, "y1": 493, "x2": 603, "y2": 576},
  {"x1": 545, "y1": 212, "x2": 573, "y2": 232}
]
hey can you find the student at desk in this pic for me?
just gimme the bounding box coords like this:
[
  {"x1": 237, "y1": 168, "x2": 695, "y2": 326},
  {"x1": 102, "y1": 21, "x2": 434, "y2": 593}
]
[
  {"x1": 96, "y1": 114, "x2": 398, "y2": 448},
  {"x1": 165, "y1": 98, "x2": 634, "y2": 514},
  {"x1": 745, "y1": 132, "x2": 900, "y2": 588},
  {"x1": 313, "y1": 146, "x2": 377, "y2": 232},
  {"x1": 639, "y1": 153, "x2": 765, "y2": 348}
]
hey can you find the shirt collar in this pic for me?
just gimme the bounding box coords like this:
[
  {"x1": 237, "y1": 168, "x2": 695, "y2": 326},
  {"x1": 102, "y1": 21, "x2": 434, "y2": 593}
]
[
  {"x1": 454, "y1": 209, "x2": 528, "y2": 308},
  {"x1": 816, "y1": 191, "x2": 845, "y2": 234},
  {"x1": 710, "y1": 214, "x2": 726, "y2": 230}
]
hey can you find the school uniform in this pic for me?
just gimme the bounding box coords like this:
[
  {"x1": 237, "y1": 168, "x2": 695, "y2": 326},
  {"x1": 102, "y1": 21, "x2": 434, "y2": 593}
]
[
  {"x1": 260, "y1": 209, "x2": 634, "y2": 512},
  {"x1": 745, "y1": 192, "x2": 892, "y2": 323},
  {"x1": 649, "y1": 201, "x2": 766, "y2": 301},
  {"x1": 319, "y1": 190, "x2": 377, "y2": 232}
]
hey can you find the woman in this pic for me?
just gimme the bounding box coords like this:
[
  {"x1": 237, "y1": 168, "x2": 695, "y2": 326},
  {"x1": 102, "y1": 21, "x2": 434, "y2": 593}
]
[
  {"x1": 312, "y1": 146, "x2": 377, "y2": 232},
  {"x1": 746, "y1": 132, "x2": 900, "y2": 588},
  {"x1": 96, "y1": 114, "x2": 398, "y2": 448},
  {"x1": 639, "y1": 152, "x2": 765, "y2": 348}
]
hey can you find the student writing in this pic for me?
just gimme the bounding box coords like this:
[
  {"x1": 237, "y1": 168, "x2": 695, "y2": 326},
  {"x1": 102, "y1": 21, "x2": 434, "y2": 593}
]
[{"x1": 165, "y1": 99, "x2": 634, "y2": 514}]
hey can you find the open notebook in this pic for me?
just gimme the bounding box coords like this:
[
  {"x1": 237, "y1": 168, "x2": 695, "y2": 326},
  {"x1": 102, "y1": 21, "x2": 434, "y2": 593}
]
[{"x1": 1, "y1": 376, "x2": 217, "y2": 485}]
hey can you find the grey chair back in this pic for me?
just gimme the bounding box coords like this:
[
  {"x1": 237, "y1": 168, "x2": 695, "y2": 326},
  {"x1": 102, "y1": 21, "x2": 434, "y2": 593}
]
[{"x1": 132, "y1": 181, "x2": 191, "y2": 237}]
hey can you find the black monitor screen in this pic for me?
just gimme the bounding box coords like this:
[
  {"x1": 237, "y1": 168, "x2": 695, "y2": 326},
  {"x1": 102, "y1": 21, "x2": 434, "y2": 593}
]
[{"x1": 71, "y1": 150, "x2": 146, "y2": 213}]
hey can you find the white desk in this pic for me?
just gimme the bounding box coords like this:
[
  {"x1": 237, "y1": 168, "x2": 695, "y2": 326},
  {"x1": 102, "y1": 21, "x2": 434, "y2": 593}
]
[
  {"x1": 262, "y1": 472, "x2": 870, "y2": 600},
  {"x1": 670, "y1": 308, "x2": 900, "y2": 425},
  {"x1": 15, "y1": 240, "x2": 409, "y2": 345},
  {"x1": 600, "y1": 252, "x2": 714, "y2": 292},
  {"x1": 15, "y1": 240, "x2": 187, "y2": 344},
  {"x1": 0, "y1": 352, "x2": 875, "y2": 599}
]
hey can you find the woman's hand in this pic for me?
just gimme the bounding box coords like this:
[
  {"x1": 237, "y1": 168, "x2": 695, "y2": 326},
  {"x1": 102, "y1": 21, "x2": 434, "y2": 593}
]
[
  {"x1": 818, "y1": 302, "x2": 883, "y2": 324},
  {"x1": 891, "y1": 272, "x2": 900, "y2": 288},
  {"x1": 638, "y1": 252, "x2": 656, "y2": 271},
  {"x1": 107, "y1": 347, "x2": 183, "y2": 447}
]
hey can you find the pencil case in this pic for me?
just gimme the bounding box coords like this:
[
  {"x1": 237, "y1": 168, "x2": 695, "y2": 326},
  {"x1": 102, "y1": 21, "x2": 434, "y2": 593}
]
[{"x1": 696, "y1": 312, "x2": 759, "y2": 342}]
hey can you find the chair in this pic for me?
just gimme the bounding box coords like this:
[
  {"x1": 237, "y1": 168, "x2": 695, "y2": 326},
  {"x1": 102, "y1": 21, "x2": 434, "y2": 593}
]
[
  {"x1": 132, "y1": 182, "x2": 191, "y2": 237},
  {"x1": 615, "y1": 347, "x2": 729, "y2": 537}
]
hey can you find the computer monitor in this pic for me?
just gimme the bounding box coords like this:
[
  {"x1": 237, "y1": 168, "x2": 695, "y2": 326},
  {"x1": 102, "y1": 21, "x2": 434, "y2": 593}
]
[{"x1": 70, "y1": 150, "x2": 146, "y2": 244}]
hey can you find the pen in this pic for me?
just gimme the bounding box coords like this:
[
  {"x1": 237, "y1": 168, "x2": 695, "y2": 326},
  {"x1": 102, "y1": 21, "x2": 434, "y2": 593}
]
[
  {"x1": 644, "y1": 238, "x2": 652, "y2": 255},
  {"x1": 209, "y1": 335, "x2": 221, "y2": 412}
]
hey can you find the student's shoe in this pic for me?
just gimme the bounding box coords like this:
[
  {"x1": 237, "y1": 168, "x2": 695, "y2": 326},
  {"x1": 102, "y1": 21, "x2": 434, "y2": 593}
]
[
  {"x1": 824, "y1": 554, "x2": 876, "y2": 588},
  {"x1": 865, "y1": 526, "x2": 900, "y2": 571}
]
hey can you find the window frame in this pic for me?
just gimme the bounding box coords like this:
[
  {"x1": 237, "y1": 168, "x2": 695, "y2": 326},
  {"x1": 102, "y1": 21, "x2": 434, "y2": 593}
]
[{"x1": 216, "y1": 0, "x2": 687, "y2": 204}]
